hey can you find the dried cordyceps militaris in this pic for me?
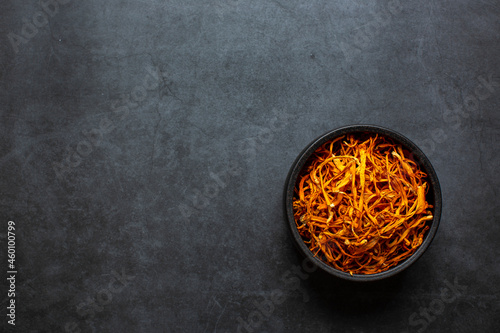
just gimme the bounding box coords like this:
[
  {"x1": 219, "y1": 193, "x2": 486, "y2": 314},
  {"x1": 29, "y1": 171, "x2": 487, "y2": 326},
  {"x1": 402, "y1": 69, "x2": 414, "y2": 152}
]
[{"x1": 293, "y1": 134, "x2": 433, "y2": 275}]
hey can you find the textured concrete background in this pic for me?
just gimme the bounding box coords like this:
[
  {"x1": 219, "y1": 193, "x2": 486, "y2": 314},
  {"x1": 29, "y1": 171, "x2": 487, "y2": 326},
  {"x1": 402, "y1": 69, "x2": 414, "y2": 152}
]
[{"x1": 1, "y1": 0, "x2": 499, "y2": 332}]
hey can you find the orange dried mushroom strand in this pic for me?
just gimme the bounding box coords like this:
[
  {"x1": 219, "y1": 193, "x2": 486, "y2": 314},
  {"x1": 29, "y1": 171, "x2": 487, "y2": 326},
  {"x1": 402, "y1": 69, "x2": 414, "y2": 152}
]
[{"x1": 293, "y1": 134, "x2": 433, "y2": 275}]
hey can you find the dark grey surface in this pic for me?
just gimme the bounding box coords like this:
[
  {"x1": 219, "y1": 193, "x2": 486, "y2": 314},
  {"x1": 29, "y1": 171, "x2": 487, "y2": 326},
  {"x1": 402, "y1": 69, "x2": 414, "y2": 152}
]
[{"x1": 1, "y1": 0, "x2": 499, "y2": 332}]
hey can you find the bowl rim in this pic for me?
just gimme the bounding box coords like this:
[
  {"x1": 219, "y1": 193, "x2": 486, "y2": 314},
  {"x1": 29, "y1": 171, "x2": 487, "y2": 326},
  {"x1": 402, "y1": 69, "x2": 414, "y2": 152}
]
[{"x1": 284, "y1": 124, "x2": 442, "y2": 282}]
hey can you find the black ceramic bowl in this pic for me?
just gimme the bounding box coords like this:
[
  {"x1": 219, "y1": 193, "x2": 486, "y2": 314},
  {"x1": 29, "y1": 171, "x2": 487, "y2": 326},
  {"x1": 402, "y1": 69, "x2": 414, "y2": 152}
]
[{"x1": 284, "y1": 125, "x2": 442, "y2": 282}]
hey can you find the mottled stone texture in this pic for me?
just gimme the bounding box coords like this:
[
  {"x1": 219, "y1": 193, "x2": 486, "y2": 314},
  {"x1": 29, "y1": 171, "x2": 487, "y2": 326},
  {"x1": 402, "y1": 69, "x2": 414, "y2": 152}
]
[{"x1": 0, "y1": 0, "x2": 499, "y2": 332}]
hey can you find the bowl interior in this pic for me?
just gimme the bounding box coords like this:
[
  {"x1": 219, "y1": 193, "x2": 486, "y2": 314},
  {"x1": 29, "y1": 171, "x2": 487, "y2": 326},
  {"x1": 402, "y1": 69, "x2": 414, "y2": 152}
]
[{"x1": 284, "y1": 125, "x2": 442, "y2": 282}]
